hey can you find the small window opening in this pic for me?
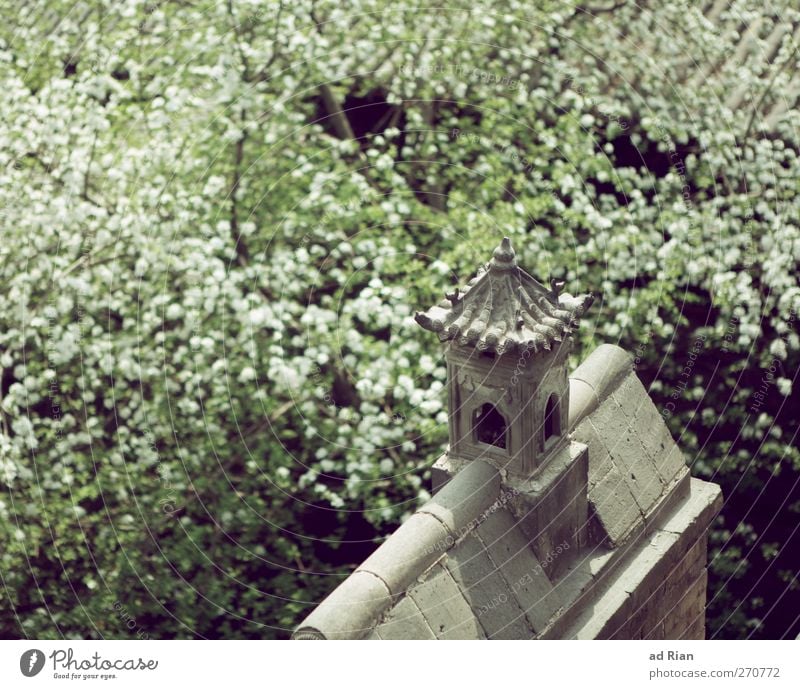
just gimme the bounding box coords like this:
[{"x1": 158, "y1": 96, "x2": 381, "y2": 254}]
[
  {"x1": 544, "y1": 394, "x2": 560, "y2": 442},
  {"x1": 473, "y1": 403, "x2": 507, "y2": 449}
]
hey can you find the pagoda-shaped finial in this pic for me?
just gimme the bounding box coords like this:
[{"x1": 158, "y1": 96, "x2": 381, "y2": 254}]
[
  {"x1": 490, "y1": 236, "x2": 517, "y2": 271},
  {"x1": 415, "y1": 237, "x2": 593, "y2": 355}
]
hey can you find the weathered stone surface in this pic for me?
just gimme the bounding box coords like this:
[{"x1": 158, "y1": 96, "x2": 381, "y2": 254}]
[
  {"x1": 356, "y1": 512, "x2": 450, "y2": 595},
  {"x1": 666, "y1": 570, "x2": 708, "y2": 640},
  {"x1": 608, "y1": 422, "x2": 665, "y2": 515},
  {"x1": 654, "y1": 443, "x2": 689, "y2": 486},
  {"x1": 419, "y1": 459, "x2": 500, "y2": 537},
  {"x1": 445, "y1": 532, "x2": 533, "y2": 639},
  {"x1": 571, "y1": 417, "x2": 613, "y2": 489},
  {"x1": 573, "y1": 586, "x2": 632, "y2": 640},
  {"x1": 476, "y1": 509, "x2": 562, "y2": 632},
  {"x1": 619, "y1": 530, "x2": 681, "y2": 598},
  {"x1": 612, "y1": 372, "x2": 686, "y2": 485},
  {"x1": 564, "y1": 476, "x2": 720, "y2": 640},
  {"x1": 634, "y1": 416, "x2": 677, "y2": 466},
  {"x1": 585, "y1": 393, "x2": 666, "y2": 517},
  {"x1": 518, "y1": 441, "x2": 589, "y2": 571},
  {"x1": 553, "y1": 547, "x2": 601, "y2": 603},
  {"x1": 293, "y1": 570, "x2": 392, "y2": 640},
  {"x1": 610, "y1": 372, "x2": 651, "y2": 422},
  {"x1": 660, "y1": 479, "x2": 724, "y2": 544},
  {"x1": 408, "y1": 563, "x2": 485, "y2": 639},
  {"x1": 588, "y1": 462, "x2": 643, "y2": 546},
  {"x1": 374, "y1": 594, "x2": 436, "y2": 640}
]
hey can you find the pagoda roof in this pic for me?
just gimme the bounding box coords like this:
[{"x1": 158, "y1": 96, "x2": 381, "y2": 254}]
[{"x1": 414, "y1": 237, "x2": 594, "y2": 355}]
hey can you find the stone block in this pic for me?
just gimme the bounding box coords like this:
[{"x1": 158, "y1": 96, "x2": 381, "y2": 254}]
[
  {"x1": 610, "y1": 372, "x2": 651, "y2": 422},
  {"x1": 511, "y1": 441, "x2": 589, "y2": 576},
  {"x1": 588, "y1": 462, "x2": 643, "y2": 546},
  {"x1": 408, "y1": 563, "x2": 485, "y2": 639},
  {"x1": 575, "y1": 587, "x2": 632, "y2": 639},
  {"x1": 558, "y1": 477, "x2": 720, "y2": 641},
  {"x1": 660, "y1": 479, "x2": 723, "y2": 545},
  {"x1": 553, "y1": 547, "x2": 600, "y2": 606},
  {"x1": 595, "y1": 418, "x2": 665, "y2": 516},
  {"x1": 476, "y1": 509, "x2": 562, "y2": 632},
  {"x1": 660, "y1": 534, "x2": 707, "y2": 605},
  {"x1": 654, "y1": 443, "x2": 689, "y2": 486},
  {"x1": 619, "y1": 530, "x2": 681, "y2": 599},
  {"x1": 445, "y1": 532, "x2": 533, "y2": 639},
  {"x1": 571, "y1": 417, "x2": 613, "y2": 489},
  {"x1": 636, "y1": 420, "x2": 676, "y2": 468},
  {"x1": 374, "y1": 594, "x2": 436, "y2": 639},
  {"x1": 616, "y1": 385, "x2": 685, "y2": 485},
  {"x1": 642, "y1": 618, "x2": 666, "y2": 640},
  {"x1": 586, "y1": 394, "x2": 625, "y2": 442},
  {"x1": 641, "y1": 467, "x2": 691, "y2": 533}
]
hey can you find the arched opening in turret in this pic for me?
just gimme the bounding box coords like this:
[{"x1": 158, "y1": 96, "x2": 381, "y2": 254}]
[
  {"x1": 544, "y1": 394, "x2": 561, "y2": 442},
  {"x1": 473, "y1": 403, "x2": 507, "y2": 449}
]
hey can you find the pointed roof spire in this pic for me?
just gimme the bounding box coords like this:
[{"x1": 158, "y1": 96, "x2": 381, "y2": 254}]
[
  {"x1": 415, "y1": 237, "x2": 593, "y2": 355},
  {"x1": 490, "y1": 236, "x2": 517, "y2": 270}
]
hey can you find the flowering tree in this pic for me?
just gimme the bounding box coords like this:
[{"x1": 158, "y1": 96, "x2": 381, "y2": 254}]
[{"x1": 0, "y1": 0, "x2": 798, "y2": 638}]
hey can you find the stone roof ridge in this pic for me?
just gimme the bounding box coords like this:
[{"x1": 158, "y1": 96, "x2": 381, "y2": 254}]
[
  {"x1": 568, "y1": 343, "x2": 634, "y2": 429},
  {"x1": 414, "y1": 237, "x2": 594, "y2": 355},
  {"x1": 292, "y1": 459, "x2": 501, "y2": 639}
]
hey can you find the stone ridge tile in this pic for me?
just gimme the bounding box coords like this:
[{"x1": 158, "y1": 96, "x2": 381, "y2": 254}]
[
  {"x1": 357, "y1": 511, "x2": 451, "y2": 595},
  {"x1": 421, "y1": 460, "x2": 501, "y2": 532},
  {"x1": 420, "y1": 459, "x2": 500, "y2": 536},
  {"x1": 587, "y1": 462, "x2": 643, "y2": 546},
  {"x1": 445, "y1": 532, "x2": 533, "y2": 640},
  {"x1": 570, "y1": 344, "x2": 632, "y2": 400},
  {"x1": 408, "y1": 563, "x2": 486, "y2": 639},
  {"x1": 374, "y1": 594, "x2": 436, "y2": 640},
  {"x1": 569, "y1": 376, "x2": 598, "y2": 427},
  {"x1": 475, "y1": 509, "x2": 562, "y2": 632},
  {"x1": 296, "y1": 569, "x2": 393, "y2": 640}
]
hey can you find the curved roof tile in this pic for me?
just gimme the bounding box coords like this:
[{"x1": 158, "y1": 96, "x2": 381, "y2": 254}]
[{"x1": 415, "y1": 237, "x2": 594, "y2": 354}]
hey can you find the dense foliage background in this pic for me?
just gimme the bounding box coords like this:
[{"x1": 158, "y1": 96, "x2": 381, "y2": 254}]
[{"x1": 1, "y1": 0, "x2": 798, "y2": 639}]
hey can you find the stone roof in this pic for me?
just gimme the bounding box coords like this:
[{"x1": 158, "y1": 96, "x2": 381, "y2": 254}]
[
  {"x1": 414, "y1": 237, "x2": 594, "y2": 355},
  {"x1": 292, "y1": 344, "x2": 722, "y2": 640}
]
